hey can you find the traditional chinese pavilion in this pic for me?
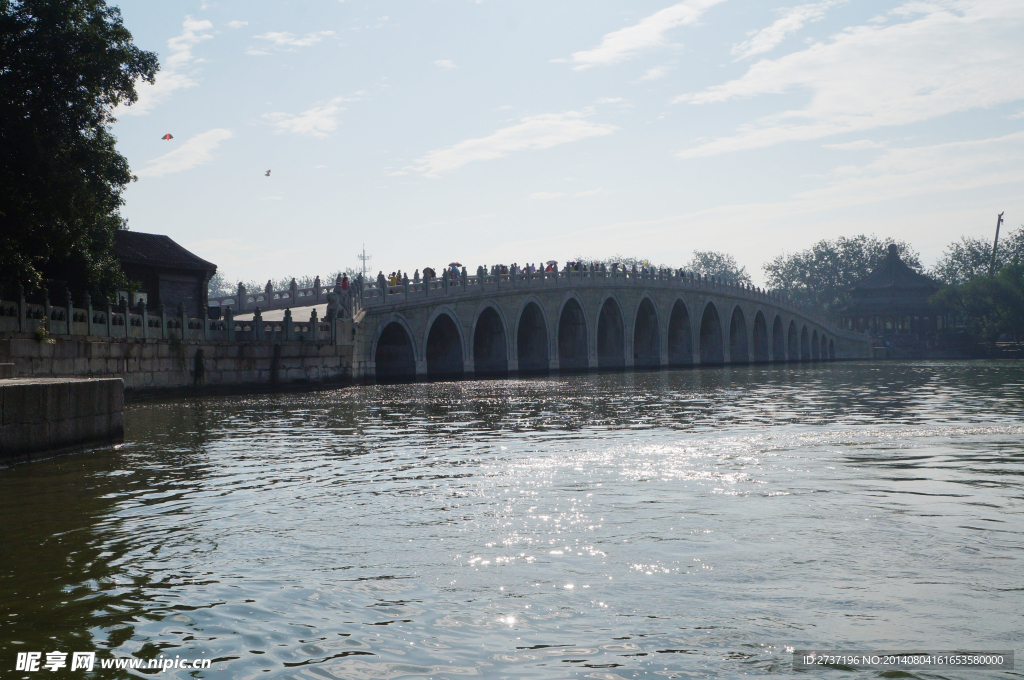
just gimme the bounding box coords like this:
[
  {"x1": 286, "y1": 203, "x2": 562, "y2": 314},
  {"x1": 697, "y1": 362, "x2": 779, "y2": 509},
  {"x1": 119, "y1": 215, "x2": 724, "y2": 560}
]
[
  {"x1": 838, "y1": 244, "x2": 946, "y2": 337},
  {"x1": 112, "y1": 231, "x2": 217, "y2": 317}
]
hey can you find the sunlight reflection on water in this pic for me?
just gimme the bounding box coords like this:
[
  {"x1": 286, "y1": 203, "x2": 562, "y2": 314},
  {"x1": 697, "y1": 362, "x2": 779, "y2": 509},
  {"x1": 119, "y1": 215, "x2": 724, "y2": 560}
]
[{"x1": 1, "y1": 361, "x2": 1023, "y2": 678}]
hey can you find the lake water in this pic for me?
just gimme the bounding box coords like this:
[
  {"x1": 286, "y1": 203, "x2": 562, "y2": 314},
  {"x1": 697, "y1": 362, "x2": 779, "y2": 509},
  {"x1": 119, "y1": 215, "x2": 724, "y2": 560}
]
[{"x1": 2, "y1": 361, "x2": 1022, "y2": 679}]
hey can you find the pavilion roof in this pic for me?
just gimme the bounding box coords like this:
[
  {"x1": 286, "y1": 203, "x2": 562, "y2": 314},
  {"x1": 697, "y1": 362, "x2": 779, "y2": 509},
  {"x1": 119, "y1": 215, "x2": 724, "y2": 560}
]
[
  {"x1": 113, "y1": 231, "x2": 216, "y2": 272},
  {"x1": 847, "y1": 244, "x2": 938, "y2": 294}
]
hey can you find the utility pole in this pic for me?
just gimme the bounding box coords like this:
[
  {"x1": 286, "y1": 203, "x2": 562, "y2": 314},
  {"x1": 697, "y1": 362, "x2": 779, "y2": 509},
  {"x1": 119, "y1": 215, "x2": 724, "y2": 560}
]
[
  {"x1": 357, "y1": 244, "x2": 372, "y2": 278},
  {"x1": 989, "y1": 212, "x2": 1004, "y2": 277}
]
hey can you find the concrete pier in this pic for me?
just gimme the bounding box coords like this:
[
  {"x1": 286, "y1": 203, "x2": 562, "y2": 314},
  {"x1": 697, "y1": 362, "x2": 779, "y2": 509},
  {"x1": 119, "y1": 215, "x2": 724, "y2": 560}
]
[{"x1": 0, "y1": 377, "x2": 123, "y2": 463}]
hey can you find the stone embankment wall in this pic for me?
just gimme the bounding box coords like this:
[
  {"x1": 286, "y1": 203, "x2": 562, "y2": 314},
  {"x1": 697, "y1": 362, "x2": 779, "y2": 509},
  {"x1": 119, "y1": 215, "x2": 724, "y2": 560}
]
[
  {"x1": 0, "y1": 332, "x2": 355, "y2": 395},
  {"x1": 1, "y1": 377, "x2": 123, "y2": 462}
]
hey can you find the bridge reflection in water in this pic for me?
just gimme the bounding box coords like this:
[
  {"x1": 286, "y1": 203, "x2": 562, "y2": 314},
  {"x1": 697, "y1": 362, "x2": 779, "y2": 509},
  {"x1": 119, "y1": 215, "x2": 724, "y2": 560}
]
[{"x1": 352, "y1": 267, "x2": 868, "y2": 382}]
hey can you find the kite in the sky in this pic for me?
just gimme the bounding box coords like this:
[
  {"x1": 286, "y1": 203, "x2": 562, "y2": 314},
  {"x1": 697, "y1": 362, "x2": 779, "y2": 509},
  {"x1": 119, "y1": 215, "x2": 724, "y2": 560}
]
[
  {"x1": 161, "y1": 134, "x2": 173, "y2": 140},
  {"x1": 265, "y1": 170, "x2": 271, "y2": 177}
]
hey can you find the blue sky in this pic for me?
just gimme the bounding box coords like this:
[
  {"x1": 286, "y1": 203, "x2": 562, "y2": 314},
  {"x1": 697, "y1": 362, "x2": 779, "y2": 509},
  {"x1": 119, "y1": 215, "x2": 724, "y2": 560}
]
[{"x1": 110, "y1": 0, "x2": 1024, "y2": 285}]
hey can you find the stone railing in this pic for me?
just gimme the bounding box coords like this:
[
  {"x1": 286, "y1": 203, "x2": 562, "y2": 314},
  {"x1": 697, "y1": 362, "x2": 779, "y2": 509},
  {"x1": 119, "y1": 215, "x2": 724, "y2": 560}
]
[
  {"x1": 357, "y1": 265, "x2": 852, "y2": 337},
  {"x1": 209, "y1": 277, "x2": 330, "y2": 313},
  {"x1": 0, "y1": 291, "x2": 343, "y2": 345}
]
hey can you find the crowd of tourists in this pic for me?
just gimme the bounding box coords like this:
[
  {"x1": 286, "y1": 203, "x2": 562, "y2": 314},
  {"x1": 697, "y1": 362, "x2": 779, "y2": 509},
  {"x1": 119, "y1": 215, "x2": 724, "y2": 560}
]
[{"x1": 366, "y1": 260, "x2": 758, "y2": 296}]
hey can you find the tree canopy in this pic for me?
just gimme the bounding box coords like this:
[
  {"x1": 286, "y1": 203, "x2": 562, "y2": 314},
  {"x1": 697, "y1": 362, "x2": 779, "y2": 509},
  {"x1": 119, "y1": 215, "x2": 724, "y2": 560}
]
[
  {"x1": 932, "y1": 261, "x2": 1024, "y2": 343},
  {"x1": 572, "y1": 251, "x2": 750, "y2": 283},
  {"x1": 930, "y1": 226, "x2": 1024, "y2": 285},
  {"x1": 0, "y1": 0, "x2": 158, "y2": 297},
  {"x1": 684, "y1": 251, "x2": 751, "y2": 284},
  {"x1": 762, "y1": 235, "x2": 922, "y2": 316}
]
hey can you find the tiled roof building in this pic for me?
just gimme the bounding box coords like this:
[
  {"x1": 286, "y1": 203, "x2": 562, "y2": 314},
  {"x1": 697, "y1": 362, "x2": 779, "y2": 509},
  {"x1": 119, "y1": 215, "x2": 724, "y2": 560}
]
[
  {"x1": 112, "y1": 231, "x2": 216, "y2": 317},
  {"x1": 838, "y1": 244, "x2": 946, "y2": 336}
]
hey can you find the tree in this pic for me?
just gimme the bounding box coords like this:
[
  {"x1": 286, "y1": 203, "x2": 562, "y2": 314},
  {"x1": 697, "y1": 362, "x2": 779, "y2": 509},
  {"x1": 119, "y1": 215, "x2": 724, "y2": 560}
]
[
  {"x1": 571, "y1": 251, "x2": 751, "y2": 283},
  {"x1": 932, "y1": 261, "x2": 1024, "y2": 343},
  {"x1": 762, "y1": 235, "x2": 922, "y2": 317},
  {"x1": 572, "y1": 254, "x2": 660, "y2": 270},
  {"x1": 931, "y1": 227, "x2": 1024, "y2": 285},
  {"x1": 684, "y1": 251, "x2": 751, "y2": 284},
  {"x1": 0, "y1": 0, "x2": 158, "y2": 297},
  {"x1": 207, "y1": 271, "x2": 234, "y2": 299}
]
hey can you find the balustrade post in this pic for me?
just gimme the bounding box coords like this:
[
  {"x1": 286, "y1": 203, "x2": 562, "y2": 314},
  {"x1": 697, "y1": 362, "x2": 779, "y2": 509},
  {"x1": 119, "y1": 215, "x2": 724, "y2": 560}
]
[
  {"x1": 139, "y1": 299, "x2": 149, "y2": 339},
  {"x1": 443, "y1": 269, "x2": 449, "y2": 294},
  {"x1": 289, "y1": 278, "x2": 298, "y2": 309},
  {"x1": 159, "y1": 303, "x2": 167, "y2": 340},
  {"x1": 178, "y1": 303, "x2": 187, "y2": 340},
  {"x1": 17, "y1": 284, "x2": 26, "y2": 333},
  {"x1": 225, "y1": 306, "x2": 235, "y2": 341},
  {"x1": 402, "y1": 273, "x2": 409, "y2": 300},
  {"x1": 104, "y1": 298, "x2": 112, "y2": 337},
  {"x1": 201, "y1": 305, "x2": 209, "y2": 340},
  {"x1": 309, "y1": 308, "x2": 319, "y2": 342},
  {"x1": 254, "y1": 307, "x2": 265, "y2": 341},
  {"x1": 265, "y1": 281, "x2": 273, "y2": 310},
  {"x1": 284, "y1": 308, "x2": 294, "y2": 341},
  {"x1": 84, "y1": 292, "x2": 93, "y2": 336},
  {"x1": 237, "y1": 283, "x2": 247, "y2": 313},
  {"x1": 64, "y1": 289, "x2": 73, "y2": 335},
  {"x1": 116, "y1": 298, "x2": 126, "y2": 338},
  {"x1": 313, "y1": 276, "x2": 321, "y2": 303}
]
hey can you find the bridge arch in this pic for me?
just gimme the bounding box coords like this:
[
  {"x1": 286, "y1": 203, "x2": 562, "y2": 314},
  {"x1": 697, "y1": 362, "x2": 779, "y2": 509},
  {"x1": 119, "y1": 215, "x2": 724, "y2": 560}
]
[
  {"x1": 372, "y1": 314, "x2": 417, "y2": 382},
  {"x1": 772, "y1": 315, "x2": 785, "y2": 363},
  {"x1": 729, "y1": 305, "x2": 749, "y2": 364},
  {"x1": 425, "y1": 307, "x2": 465, "y2": 379},
  {"x1": 699, "y1": 300, "x2": 724, "y2": 365},
  {"x1": 811, "y1": 330, "x2": 820, "y2": 361},
  {"x1": 515, "y1": 297, "x2": 549, "y2": 374},
  {"x1": 632, "y1": 294, "x2": 661, "y2": 368},
  {"x1": 820, "y1": 334, "x2": 828, "y2": 361},
  {"x1": 800, "y1": 325, "x2": 811, "y2": 361},
  {"x1": 667, "y1": 298, "x2": 693, "y2": 366},
  {"x1": 557, "y1": 294, "x2": 589, "y2": 371},
  {"x1": 597, "y1": 294, "x2": 626, "y2": 370},
  {"x1": 752, "y1": 310, "x2": 769, "y2": 363},
  {"x1": 471, "y1": 302, "x2": 509, "y2": 376}
]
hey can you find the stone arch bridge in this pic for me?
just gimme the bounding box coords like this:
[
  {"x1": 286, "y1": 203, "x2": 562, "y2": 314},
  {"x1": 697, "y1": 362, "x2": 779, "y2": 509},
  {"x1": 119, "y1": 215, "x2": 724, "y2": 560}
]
[{"x1": 349, "y1": 268, "x2": 870, "y2": 381}]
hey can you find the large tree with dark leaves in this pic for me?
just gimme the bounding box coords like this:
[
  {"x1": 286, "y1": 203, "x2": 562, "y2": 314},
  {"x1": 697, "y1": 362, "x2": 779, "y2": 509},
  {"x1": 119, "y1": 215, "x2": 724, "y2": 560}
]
[{"x1": 0, "y1": 0, "x2": 157, "y2": 297}]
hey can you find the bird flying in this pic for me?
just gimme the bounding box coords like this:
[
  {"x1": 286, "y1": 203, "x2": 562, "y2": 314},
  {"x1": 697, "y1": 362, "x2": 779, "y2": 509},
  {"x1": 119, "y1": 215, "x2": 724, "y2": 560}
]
[
  {"x1": 161, "y1": 134, "x2": 173, "y2": 140},
  {"x1": 265, "y1": 170, "x2": 271, "y2": 177}
]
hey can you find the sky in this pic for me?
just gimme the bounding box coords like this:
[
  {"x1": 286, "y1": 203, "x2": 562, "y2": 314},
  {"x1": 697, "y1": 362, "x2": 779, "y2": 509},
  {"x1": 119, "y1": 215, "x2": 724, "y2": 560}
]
[{"x1": 110, "y1": 0, "x2": 1024, "y2": 286}]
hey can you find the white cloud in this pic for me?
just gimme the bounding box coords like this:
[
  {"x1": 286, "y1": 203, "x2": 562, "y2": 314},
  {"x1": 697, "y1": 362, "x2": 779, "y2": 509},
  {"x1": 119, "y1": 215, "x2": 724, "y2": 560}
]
[
  {"x1": 117, "y1": 16, "x2": 212, "y2": 116},
  {"x1": 434, "y1": 59, "x2": 457, "y2": 70},
  {"x1": 597, "y1": 97, "x2": 626, "y2": 104},
  {"x1": 529, "y1": 189, "x2": 603, "y2": 200},
  {"x1": 401, "y1": 111, "x2": 618, "y2": 176},
  {"x1": 823, "y1": 139, "x2": 887, "y2": 150},
  {"x1": 247, "y1": 30, "x2": 335, "y2": 55},
  {"x1": 801, "y1": 131, "x2": 1024, "y2": 205},
  {"x1": 136, "y1": 129, "x2": 233, "y2": 177},
  {"x1": 227, "y1": 20, "x2": 248, "y2": 29},
  {"x1": 263, "y1": 98, "x2": 345, "y2": 137},
  {"x1": 677, "y1": 1, "x2": 1024, "y2": 158},
  {"x1": 504, "y1": 132, "x2": 1024, "y2": 279},
  {"x1": 641, "y1": 65, "x2": 670, "y2": 80},
  {"x1": 731, "y1": 1, "x2": 839, "y2": 60},
  {"x1": 569, "y1": 0, "x2": 725, "y2": 70}
]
